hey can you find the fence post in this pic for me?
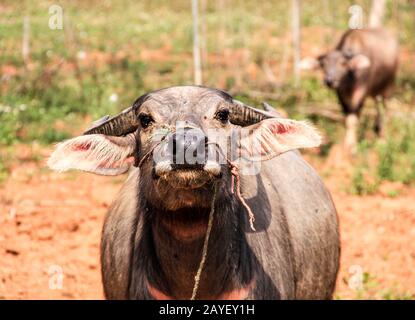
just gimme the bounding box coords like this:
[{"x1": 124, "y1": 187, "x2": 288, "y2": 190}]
[
  {"x1": 192, "y1": 0, "x2": 202, "y2": 85},
  {"x1": 292, "y1": 0, "x2": 301, "y2": 87},
  {"x1": 369, "y1": 0, "x2": 386, "y2": 28},
  {"x1": 22, "y1": 15, "x2": 30, "y2": 65}
]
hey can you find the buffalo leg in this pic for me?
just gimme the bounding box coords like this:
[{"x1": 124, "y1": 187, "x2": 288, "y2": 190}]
[
  {"x1": 337, "y1": 90, "x2": 365, "y2": 155},
  {"x1": 344, "y1": 113, "x2": 359, "y2": 155}
]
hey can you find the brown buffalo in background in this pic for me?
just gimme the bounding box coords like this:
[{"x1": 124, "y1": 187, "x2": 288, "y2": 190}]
[{"x1": 317, "y1": 28, "x2": 398, "y2": 153}]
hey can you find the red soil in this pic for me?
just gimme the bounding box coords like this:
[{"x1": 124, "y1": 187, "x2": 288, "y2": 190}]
[{"x1": 0, "y1": 146, "x2": 414, "y2": 299}]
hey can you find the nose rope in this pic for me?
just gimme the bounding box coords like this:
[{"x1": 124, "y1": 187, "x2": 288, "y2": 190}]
[
  {"x1": 206, "y1": 142, "x2": 256, "y2": 232},
  {"x1": 229, "y1": 163, "x2": 256, "y2": 232},
  {"x1": 191, "y1": 143, "x2": 257, "y2": 300},
  {"x1": 190, "y1": 182, "x2": 218, "y2": 300}
]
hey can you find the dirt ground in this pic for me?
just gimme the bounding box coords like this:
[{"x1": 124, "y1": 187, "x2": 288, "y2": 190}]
[{"x1": 0, "y1": 145, "x2": 414, "y2": 300}]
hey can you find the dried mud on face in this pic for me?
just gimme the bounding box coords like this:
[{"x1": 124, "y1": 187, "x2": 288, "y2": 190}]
[{"x1": 0, "y1": 147, "x2": 414, "y2": 299}]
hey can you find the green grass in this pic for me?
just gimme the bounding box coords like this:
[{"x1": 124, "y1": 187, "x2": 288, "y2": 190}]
[{"x1": 349, "y1": 118, "x2": 415, "y2": 194}]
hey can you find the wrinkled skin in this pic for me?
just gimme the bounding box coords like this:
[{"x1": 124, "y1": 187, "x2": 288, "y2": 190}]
[
  {"x1": 98, "y1": 87, "x2": 340, "y2": 300},
  {"x1": 135, "y1": 87, "x2": 232, "y2": 211},
  {"x1": 319, "y1": 28, "x2": 398, "y2": 152}
]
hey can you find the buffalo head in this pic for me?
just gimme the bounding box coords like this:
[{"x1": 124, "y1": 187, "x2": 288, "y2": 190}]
[
  {"x1": 48, "y1": 86, "x2": 321, "y2": 211},
  {"x1": 318, "y1": 50, "x2": 371, "y2": 89}
]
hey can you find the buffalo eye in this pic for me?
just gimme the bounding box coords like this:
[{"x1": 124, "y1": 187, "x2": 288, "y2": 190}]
[
  {"x1": 216, "y1": 109, "x2": 230, "y2": 123},
  {"x1": 139, "y1": 114, "x2": 154, "y2": 128}
]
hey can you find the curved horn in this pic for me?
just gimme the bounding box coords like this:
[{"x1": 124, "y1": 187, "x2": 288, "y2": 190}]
[
  {"x1": 229, "y1": 99, "x2": 277, "y2": 126},
  {"x1": 83, "y1": 106, "x2": 139, "y2": 136}
]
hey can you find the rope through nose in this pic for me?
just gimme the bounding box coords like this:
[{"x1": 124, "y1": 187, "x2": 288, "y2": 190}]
[
  {"x1": 206, "y1": 142, "x2": 256, "y2": 231},
  {"x1": 190, "y1": 182, "x2": 218, "y2": 300}
]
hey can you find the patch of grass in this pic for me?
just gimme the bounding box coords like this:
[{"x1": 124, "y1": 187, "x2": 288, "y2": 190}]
[
  {"x1": 377, "y1": 140, "x2": 396, "y2": 181},
  {"x1": 376, "y1": 119, "x2": 415, "y2": 184},
  {"x1": 301, "y1": 77, "x2": 336, "y2": 103},
  {"x1": 350, "y1": 166, "x2": 379, "y2": 196},
  {"x1": 386, "y1": 190, "x2": 400, "y2": 198},
  {"x1": 349, "y1": 118, "x2": 415, "y2": 195},
  {"x1": 0, "y1": 54, "x2": 146, "y2": 145},
  {"x1": 349, "y1": 140, "x2": 379, "y2": 195},
  {"x1": 381, "y1": 290, "x2": 413, "y2": 300}
]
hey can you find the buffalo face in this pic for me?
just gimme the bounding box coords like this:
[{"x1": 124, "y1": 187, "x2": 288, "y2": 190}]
[
  {"x1": 48, "y1": 86, "x2": 322, "y2": 212},
  {"x1": 318, "y1": 50, "x2": 371, "y2": 89},
  {"x1": 135, "y1": 87, "x2": 233, "y2": 210}
]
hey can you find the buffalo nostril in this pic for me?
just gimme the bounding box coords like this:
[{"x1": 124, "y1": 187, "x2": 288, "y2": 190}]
[{"x1": 325, "y1": 78, "x2": 333, "y2": 86}]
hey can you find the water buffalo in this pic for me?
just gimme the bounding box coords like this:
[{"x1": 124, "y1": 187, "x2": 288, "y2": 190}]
[
  {"x1": 318, "y1": 28, "x2": 398, "y2": 153},
  {"x1": 48, "y1": 86, "x2": 340, "y2": 300}
]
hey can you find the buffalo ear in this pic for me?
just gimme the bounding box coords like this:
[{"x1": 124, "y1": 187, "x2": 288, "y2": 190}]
[
  {"x1": 47, "y1": 133, "x2": 136, "y2": 175},
  {"x1": 348, "y1": 54, "x2": 371, "y2": 70},
  {"x1": 299, "y1": 56, "x2": 320, "y2": 70},
  {"x1": 237, "y1": 118, "x2": 322, "y2": 161},
  {"x1": 317, "y1": 54, "x2": 326, "y2": 66}
]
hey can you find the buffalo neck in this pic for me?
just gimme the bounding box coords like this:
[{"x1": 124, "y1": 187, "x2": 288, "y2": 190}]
[{"x1": 142, "y1": 187, "x2": 254, "y2": 299}]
